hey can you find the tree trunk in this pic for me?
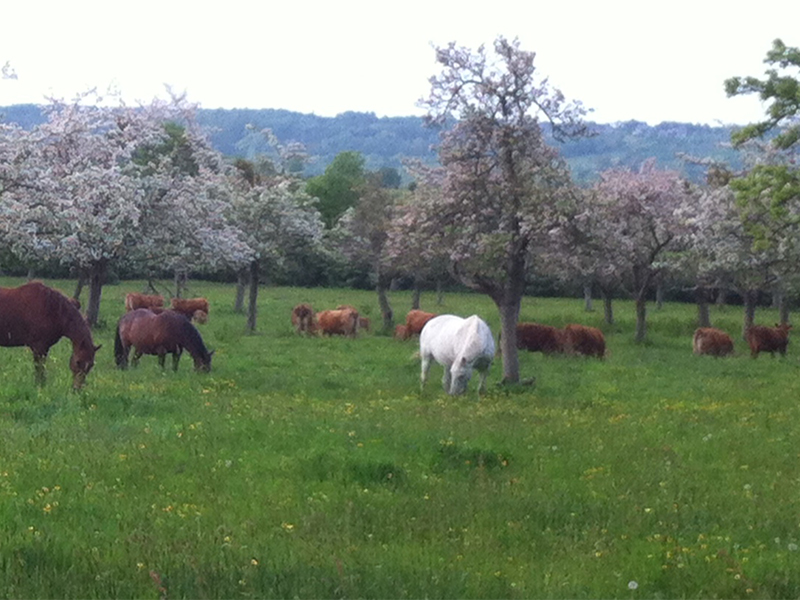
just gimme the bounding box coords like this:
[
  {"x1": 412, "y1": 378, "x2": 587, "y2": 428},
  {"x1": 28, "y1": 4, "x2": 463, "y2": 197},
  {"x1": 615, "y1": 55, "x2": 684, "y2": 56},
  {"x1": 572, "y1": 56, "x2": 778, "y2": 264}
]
[
  {"x1": 73, "y1": 271, "x2": 86, "y2": 303},
  {"x1": 634, "y1": 294, "x2": 647, "y2": 343},
  {"x1": 174, "y1": 268, "x2": 187, "y2": 299},
  {"x1": 742, "y1": 289, "x2": 757, "y2": 341},
  {"x1": 495, "y1": 296, "x2": 522, "y2": 384},
  {"x1": 780, "y1": 299, "x2": 791, "y2": 326},
  {"x1": 583, "y1": 283, "x2": 594, "y2": 312},
  {"x1": 411, "y1": 276, "x2": 422, "y2": 310},
  {"x1": 716, "y1": 288, "x2": 728, "y2": 307},
  {"x1": 696, "y1": 285, "x2": 711, "y2": 328},
  {"x1": 599, "y1": 287, "x2": 614, "y2": 325},
  {"x1": 773, "y1": 289, "x2": 791, "y2": 325},
  {"x1": 655, "y1": 281, "x2": 664, "y2": 310},
  {"x1": 234, "y1": 268, "x2": 248, "y2": 313},
  {"x1": 436, "y1": 280, "x2": 444, "y2": 306},
  {"x1": 246, "y1": 260, "x2": 259, "y2": 334},
  {"x1": 376, "y1": 273, "x2": 394, "y2": 332},
  {"x1": 85, "y1": 262, "x2": 106, "y2": 328}
]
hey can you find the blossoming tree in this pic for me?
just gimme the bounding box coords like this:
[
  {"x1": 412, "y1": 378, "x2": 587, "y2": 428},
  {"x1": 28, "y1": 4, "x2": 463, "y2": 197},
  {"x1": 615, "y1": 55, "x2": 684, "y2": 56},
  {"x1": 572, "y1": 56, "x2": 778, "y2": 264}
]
[{"x1": 413, "y1": 37, "x2": 589, "y2": 384}]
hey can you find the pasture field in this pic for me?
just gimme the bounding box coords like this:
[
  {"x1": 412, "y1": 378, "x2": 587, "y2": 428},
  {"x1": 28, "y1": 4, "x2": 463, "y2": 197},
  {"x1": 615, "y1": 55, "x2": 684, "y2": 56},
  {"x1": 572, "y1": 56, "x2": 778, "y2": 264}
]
[{"x1": 1, "y1": 278, "x2": 800, "y2": 599}]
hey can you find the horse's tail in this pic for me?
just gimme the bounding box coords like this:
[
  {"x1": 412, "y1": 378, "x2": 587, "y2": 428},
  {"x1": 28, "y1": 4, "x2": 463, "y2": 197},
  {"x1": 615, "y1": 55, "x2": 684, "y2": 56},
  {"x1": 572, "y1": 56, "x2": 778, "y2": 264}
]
[{"x1": 114, "y1": 322, "x2": 127, "y2": 369}]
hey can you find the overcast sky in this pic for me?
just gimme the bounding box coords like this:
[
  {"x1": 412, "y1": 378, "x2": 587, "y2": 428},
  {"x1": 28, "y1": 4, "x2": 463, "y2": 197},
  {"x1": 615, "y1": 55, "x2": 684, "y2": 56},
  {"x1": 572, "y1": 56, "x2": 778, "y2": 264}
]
[{"x1": 2, "y1": 0, "x2": 798, "y2": 125}]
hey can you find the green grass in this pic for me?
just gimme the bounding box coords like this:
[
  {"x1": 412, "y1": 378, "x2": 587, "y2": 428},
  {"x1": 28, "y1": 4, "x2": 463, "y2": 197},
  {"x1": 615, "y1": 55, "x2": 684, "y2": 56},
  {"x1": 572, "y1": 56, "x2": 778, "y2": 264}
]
[{"x1": 1, "y1": 278, "x2": 799, "y2": 598}]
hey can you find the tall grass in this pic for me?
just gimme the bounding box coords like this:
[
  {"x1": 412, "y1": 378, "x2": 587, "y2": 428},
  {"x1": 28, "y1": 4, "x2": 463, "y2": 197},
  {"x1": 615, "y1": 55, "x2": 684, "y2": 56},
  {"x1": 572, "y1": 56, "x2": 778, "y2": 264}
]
[{"x1": 1, "y1": 278, "x2": 798, "y2": 598}]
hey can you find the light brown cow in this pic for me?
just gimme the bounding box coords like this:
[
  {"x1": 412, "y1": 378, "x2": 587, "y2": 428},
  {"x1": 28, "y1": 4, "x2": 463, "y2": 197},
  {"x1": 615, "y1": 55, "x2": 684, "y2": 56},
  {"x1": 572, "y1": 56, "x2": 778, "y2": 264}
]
[
  {"x1": 125, "y1": 292, "x2": 164, "y2": 312},
  {"x1": 317, "y1": 308, "x2": 359, "y2": 337},
  {"x1": 515, "y1": 322, "x2": 565, "y2": 355},
  {"x1": 394, "y1": 324, "x2": 408, "y2": 340},
  {"x1": 746, "y1": 323, "x2": 791, "y2": 358},
  {"x1": 291, "y1": 303, "x2": 317, "y2": 335},
  {"x1": 692, "y1": 327, "x2": 734, "y2": 357},
  {"x1": 562, "y1": 324, "x2": 605, "y2": 358},
  {"x1": 171, "y1": 297, "x2": 210, "y2": 322},
  {"x1": 405, "y1": 310, "x2": 438, "y2": 338}
]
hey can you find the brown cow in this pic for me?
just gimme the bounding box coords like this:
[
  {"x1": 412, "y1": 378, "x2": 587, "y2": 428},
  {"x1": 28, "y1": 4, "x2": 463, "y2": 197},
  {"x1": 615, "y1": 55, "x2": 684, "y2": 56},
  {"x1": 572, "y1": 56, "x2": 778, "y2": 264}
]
[
  {"x1": 317, "y1": 308, "x2": 359, "y2": 337},
  {"x1": 171, "y1": 297, "x2": 210, "y2": 322},
  {"x1": 692, "y1": 327, "x2": 734, "y2": 357},
  {"x1": 515, "y1": 322, "x2": 565, "y2": 355},
  {"x1": 125, "y1": 292, "x2": 164, "y2": 312},
  {"x1": 358, "y1": 316, "x2": 371, "y2": 332},
  {"x1": 746, "y1": 323, "x2": 791, "y2": 358},
  {"x1": 394, "y1": 324, "x2": 408, "y2": 340},
  {"x1": 291, "y1": 303, "x2": 317, "y2": 335},
  {"x1": 562, "y1": 324, "x2": 605, "y2": 358},
  {"x1": 405, "y1": 310, "x2": 438, "y2": 338}
]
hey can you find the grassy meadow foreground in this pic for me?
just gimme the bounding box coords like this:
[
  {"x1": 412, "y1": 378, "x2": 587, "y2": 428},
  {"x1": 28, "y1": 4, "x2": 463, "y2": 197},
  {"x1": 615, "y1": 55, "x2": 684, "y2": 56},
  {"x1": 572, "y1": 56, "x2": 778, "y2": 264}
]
[{"x1": 1, "y1": 279, "x2": 800, "y2": 598}]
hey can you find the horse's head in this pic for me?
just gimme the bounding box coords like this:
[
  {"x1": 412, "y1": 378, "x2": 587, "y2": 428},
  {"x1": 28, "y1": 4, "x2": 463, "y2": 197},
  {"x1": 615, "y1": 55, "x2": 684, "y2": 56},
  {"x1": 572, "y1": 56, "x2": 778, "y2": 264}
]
[
  {"x1": 449, "y1": 356, "x2": 473, "y2": 395},
  {"x1": 194, "y1": 349, "x2": 214, "y2": 373},
  {"x1": 71, "y1": 343, "x2": 102, "y2": 390}
]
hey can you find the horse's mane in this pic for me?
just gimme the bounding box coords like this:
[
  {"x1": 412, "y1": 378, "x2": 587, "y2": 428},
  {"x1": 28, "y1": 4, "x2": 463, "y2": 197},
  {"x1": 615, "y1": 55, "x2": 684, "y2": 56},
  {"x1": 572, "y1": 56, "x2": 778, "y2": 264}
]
[
  {"x1": 28, "y1": 281, "x2": 90, "y2": 340},
  {"x1": 175, "y1": 315, "x2": 210, "y2": 356}
]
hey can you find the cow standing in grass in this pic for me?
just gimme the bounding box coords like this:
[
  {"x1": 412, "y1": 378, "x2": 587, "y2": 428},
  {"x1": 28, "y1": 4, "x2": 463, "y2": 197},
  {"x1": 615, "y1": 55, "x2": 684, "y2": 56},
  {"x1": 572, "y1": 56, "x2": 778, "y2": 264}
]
[
  {"x1": 693, "y1": 327, "x2": 734, "y2": 357},
  {"x1": 171, "y1": 297, "x2": 210, "y2": 322},
  {"x1": 317, "y1": 307, "x2": 359, "y2": 337},
  {"x1": 125, "y1": 292, "x2": 164, "y2": 312},
  {"x1": 291, "y1": 303, "x2": 317, "y2": 335},
  {"x1": 405, "y1": 310, "x2": 438, "y2": 338},
  {"x1": 746, "y1": 323, "x2": 791, "y2": 358},
  {"x1": 514, "y1": 322, "x2": 565, "y2": 355},
  {"x1": 562, "y1": 324, "x2": 606, "y2": 358}
]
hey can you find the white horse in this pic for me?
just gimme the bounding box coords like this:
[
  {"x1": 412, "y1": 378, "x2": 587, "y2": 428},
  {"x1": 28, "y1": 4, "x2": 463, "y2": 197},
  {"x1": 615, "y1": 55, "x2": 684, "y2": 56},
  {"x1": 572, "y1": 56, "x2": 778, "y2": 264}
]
[{"x1": 419, "y1": 314, "x2": 495, "y2": 395}]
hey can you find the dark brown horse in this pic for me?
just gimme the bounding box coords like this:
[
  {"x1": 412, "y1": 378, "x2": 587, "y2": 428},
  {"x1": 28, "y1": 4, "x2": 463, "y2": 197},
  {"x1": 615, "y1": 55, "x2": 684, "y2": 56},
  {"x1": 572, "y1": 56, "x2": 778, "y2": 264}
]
[
  {"x1": 0, "y1": 281, "x2": 101, "y2": 389},
  {"x1": 114, "y1": 309, "x2": 213, "y2": 372}
]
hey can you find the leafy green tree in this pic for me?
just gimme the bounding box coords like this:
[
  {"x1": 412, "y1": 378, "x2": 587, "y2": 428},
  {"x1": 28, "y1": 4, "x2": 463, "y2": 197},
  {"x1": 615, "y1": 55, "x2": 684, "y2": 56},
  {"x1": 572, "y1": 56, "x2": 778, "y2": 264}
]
[
  {"x1": 725, "y1": 39, "x2": 800, "y2": 317},
  {"x1": 725, "y1": 39, "x2": 800, "y2": 149},
  {"x1": 305, "y1": 151, "x2": 366, "y2": 227}
]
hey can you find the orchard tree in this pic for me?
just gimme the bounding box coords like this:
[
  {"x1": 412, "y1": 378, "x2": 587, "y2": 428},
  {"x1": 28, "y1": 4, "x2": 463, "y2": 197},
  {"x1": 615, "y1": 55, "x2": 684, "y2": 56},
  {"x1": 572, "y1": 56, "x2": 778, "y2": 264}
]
[
  {"x1": 228, "y1": 164, "x2": 324, "y2": 334},
  {"x1": 0, "y1": 94, "x2": 173, "y2": 326},
  {"x1": 591, "y1": 161, "x2": 696, "y2": 343},
  {"x1": 385, "y1": 168, "x2": 452, "y2": 310},
  {"x1": 417, "y1": 37, "x2": 590, "y2": 384},
  {"x1": 333, "y1": 173, "x2": 406, "y2": 331},
  {"x1": 544, "y1": 187, "x2": 624, "y2": 325}
]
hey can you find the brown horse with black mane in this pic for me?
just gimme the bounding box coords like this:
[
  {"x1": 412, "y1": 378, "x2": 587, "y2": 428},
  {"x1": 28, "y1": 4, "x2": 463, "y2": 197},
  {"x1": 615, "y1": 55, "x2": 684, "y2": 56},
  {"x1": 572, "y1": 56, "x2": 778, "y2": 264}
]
[
  {"x1": 0, "y1": 282, "x2": 101, "y2": 389},
  {"x1": 114, "y1": 309, "x2": 213, "y2": 372}
]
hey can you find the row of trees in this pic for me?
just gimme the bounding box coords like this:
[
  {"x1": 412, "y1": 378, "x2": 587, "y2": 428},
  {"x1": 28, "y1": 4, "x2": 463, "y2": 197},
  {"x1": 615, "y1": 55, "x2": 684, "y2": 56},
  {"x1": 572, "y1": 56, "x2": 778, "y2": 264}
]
[{"x1": 2, "y1": 38, "x2": 798, "y2": 385}]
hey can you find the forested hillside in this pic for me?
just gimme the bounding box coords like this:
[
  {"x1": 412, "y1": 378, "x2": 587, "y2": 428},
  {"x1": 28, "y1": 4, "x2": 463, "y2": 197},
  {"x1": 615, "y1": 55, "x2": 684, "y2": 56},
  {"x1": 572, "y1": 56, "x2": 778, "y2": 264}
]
[{"x1": 0, "y1": 104, "x2": 741, "y2": 182}]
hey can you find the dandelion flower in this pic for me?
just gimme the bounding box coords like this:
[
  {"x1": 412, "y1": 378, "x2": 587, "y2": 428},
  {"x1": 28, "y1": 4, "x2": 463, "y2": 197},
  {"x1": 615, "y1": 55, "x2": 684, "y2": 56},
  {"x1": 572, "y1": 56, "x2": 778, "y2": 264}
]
[{"x1": 628, "y1": 581, "x2": 639, "y2": 590}]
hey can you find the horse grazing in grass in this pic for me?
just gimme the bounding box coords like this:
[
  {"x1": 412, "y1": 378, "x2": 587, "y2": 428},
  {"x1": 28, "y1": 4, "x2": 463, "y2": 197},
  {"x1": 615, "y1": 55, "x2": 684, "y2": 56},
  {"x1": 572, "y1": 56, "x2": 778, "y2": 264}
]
[
  {"x1": 419, "y1": 314, "x2": 495, "y2": 396},
  {"x1": 0, "y1": 281, "x2": 101, "y2": 389},
  {"x1": 114, "y1": 309, "x2": 213, "y2": 372}
]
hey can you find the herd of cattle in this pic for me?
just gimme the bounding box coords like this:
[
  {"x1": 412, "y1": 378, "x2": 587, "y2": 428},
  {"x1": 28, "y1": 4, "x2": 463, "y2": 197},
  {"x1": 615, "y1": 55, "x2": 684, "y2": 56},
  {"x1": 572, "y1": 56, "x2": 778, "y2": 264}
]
[
  {"x1": 124, "y1": 292, "x2": 210, "y2": 324},
  {"x1": 693, "y1": 324, "x2": 792, "y2": 358},
  {"x1": 125, "y1": 293, "x2": 793, "y2": 360}
]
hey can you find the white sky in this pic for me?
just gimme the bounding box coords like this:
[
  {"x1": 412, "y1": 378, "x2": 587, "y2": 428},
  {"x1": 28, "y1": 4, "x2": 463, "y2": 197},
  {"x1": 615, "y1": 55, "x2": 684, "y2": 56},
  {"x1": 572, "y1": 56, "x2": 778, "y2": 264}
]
[{"x1": 2, "y1": 0, "x2": 798, "y2": 126}]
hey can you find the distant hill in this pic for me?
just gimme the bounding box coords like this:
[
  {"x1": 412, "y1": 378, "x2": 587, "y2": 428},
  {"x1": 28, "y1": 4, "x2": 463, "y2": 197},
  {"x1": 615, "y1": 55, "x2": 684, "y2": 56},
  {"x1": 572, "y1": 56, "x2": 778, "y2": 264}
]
[{"x1": 1, "y1": 104, "x2": 742, "y2": 183}]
